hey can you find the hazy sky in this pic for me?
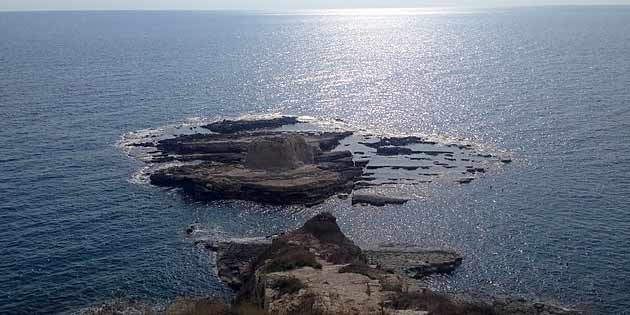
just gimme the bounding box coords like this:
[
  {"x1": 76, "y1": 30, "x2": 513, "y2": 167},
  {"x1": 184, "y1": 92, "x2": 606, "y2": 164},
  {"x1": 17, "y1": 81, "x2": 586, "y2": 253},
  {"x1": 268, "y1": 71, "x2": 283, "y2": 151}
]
[{"x1": 1, "y1": 0, "x2": 630, "y2": 11}]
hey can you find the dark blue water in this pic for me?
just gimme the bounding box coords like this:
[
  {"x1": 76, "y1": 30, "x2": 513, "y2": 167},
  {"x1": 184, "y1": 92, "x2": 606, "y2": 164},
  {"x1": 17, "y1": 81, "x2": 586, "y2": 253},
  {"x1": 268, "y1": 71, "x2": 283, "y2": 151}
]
[{"x1": 1, "y1": 7, "x2": 630, "y2": 314}]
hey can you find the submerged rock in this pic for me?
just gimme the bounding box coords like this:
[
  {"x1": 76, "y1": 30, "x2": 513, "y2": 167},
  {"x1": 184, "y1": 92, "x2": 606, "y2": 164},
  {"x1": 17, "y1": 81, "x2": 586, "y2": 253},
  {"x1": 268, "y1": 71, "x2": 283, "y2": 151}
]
[
  {"x1": 361, "y1": 136, "x2": 436, "y2": 148},
  {"x1": 352, "y1": 193, "x2": 409, "y2": 206},
  {"x1": 456, "y1": 177, "x2": 475, "y2": 184},
  {"x1": 466, "y1": 167, "x2": 486, "y2": 174}
]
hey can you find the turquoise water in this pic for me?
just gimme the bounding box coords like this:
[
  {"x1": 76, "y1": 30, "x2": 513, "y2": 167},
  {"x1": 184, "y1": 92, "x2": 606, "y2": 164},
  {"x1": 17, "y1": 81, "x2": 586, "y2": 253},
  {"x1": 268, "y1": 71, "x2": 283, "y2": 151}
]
[{"x1": 1, "y1": 7, "x2": 629, "y2": 314}]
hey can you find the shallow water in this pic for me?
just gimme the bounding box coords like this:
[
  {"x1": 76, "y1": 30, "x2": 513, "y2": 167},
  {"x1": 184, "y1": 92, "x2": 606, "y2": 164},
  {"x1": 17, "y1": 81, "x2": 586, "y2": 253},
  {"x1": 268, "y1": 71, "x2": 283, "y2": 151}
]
[{"x1": 1, "y1": 7, "x2": 630, "y2": 314}]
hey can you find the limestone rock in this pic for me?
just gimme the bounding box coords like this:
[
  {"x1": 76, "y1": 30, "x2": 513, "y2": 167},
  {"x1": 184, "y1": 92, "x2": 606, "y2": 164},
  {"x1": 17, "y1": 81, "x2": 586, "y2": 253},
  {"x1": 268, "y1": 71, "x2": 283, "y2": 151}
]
[
  {"x1": 365, "y1": 247, "x2": 463, "y2": 278},
  {"x1": 240, "y1": 213, "x2": 408, "y2": 315},
  {"x1": 149, "y1": 131, "x2": 362, "y2": 205},
  {"x1": 260, "y1": 264, "x2": 401, "y2": 315},
  {"x1": 244, "y1": 134, "x2": 317, "y2": 170},
  {"x1": 200, "y1": 237, "x2": 272, "y2": 290},
  {"x1": 150, "y1": 163, "x2": 360, "y2": 205}
]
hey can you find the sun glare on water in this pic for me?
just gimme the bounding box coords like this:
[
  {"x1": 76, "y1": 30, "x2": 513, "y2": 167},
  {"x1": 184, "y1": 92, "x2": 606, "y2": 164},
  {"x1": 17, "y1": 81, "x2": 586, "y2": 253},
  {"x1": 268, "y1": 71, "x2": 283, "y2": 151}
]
[{"x1": 267, "y1": 7, "x2": 472, "y2": 16}]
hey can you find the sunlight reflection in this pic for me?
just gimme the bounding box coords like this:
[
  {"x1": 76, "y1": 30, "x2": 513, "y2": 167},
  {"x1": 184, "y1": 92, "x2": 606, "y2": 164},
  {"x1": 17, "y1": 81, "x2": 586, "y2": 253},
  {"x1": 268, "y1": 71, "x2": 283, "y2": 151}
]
[{"x1": 265, "y1": 7, "x2": 474, "y2": 16}]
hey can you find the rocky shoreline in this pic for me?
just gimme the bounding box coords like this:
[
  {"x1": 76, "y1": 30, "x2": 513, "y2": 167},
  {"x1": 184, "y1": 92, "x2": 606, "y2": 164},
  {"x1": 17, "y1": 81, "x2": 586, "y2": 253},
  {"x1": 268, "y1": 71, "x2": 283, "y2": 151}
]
[
  {"x1": 101, "y1": 116, "x2": 581, "y2": 315},
  {"x1": 189, "y1": 213, "x2": 578, "y2": 315},
  {"x1": 82, "y1": 213, "x2": 579, "y2": 315}
]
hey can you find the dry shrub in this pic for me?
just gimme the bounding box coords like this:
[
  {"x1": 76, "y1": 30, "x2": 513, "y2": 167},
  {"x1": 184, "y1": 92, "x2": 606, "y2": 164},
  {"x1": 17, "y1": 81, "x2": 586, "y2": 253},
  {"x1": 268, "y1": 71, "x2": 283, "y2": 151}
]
[
  {"x1": 79, "y1": 300, "x2": 154, "y2": 315},
  {"x1": 229, "y1": 302, "x2": 267, "y2": 315},
  {"x1": 389, "y1": 291, "x2": 496, "y2": 315},
  {"x1": 264, "y1": 246, "x2": 322, "y2": 273},
  {"x1": 165, "y1": 298, "x2": 266, "y2": 315},
  {"x1": 166, "y1": 297, "x2": 229, "y2": 315},
  {"x1": 270, "y1": 277, "x2": 305, "y2": 295}
]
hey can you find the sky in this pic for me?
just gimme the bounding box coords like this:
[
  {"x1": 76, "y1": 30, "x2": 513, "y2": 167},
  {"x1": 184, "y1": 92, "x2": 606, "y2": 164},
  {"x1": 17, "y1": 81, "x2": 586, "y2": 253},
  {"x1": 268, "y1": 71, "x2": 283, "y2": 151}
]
[{"x1": 1, "y1": 0, "x2": 629, "y2": 11}]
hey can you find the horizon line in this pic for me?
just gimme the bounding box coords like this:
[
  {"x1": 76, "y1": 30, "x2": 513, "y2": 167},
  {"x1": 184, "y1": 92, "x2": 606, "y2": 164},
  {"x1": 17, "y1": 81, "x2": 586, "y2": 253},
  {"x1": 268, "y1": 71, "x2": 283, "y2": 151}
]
[{"x1": 1, "y1": 4, "x2": 630, "y2": 13}]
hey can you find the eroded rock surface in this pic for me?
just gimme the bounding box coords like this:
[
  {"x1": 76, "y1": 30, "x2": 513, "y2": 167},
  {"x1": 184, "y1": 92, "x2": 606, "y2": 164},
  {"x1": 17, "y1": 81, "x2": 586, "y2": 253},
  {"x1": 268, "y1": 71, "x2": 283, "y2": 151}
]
[
  {"x1": 244, "y1": 134, "x2": 317, "y2": 170},
  {"x1": 149, "y1": 131, "x2": 362, "y2": 205},
  {"x1": 196, "y1": 237, "x2": 272, "y2": 291},
  {"x1": 365, "y1": 247, "x2": 463, "y2": 278},
  {"x1": 235, "y1": 213, "x2": 410, "y2": 315}
]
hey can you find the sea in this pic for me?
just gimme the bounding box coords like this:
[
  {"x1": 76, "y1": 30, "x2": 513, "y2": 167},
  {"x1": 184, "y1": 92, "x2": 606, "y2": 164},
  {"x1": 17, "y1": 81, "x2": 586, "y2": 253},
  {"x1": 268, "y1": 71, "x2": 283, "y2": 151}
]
[{"x1": 1, "y1": 6, "x2": 629, "y2": 314}]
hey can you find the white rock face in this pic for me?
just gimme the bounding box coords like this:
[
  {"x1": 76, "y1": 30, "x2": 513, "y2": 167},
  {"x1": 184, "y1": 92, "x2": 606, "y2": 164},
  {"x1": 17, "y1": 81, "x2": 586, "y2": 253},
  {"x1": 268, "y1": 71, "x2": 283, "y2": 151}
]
[{"x1": 244, "y1": 135, "x2": 318, "y2": 170}]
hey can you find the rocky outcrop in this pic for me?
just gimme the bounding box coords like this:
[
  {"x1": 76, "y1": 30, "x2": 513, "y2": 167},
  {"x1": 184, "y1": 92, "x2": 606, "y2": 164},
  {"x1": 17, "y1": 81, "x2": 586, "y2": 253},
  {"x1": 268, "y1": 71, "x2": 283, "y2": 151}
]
[
  {"x1": 200, "y1": 213, "x2": 578, "y2": 315},
  {"x1": 197, "y1": 237, "x2": 272, "y2": 291},
  {"x1": 365, "y1": 247, "x2": 463, "y2": 278},
  {"x1": 149, "y1": 131, "x2": 362, "y2": 205},
  {"x1": 234, "y1": 213, "x2": 410, "y2": 315},
  {"x1": 150, "y1": 162, "x2": 361, "y2": 205},
  {"x1": 244, "y1": 134, "x2": 317, "y2": 170},
  {"x1": 202, "y1": 116, "x2": 299, "y2": 133}
]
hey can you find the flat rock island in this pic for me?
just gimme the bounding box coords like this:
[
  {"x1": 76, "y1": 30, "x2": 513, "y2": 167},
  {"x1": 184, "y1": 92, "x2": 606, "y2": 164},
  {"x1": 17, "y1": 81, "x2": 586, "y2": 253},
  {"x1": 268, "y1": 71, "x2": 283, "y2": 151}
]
[{"x1": 125, "y1": 115, "x2": 510, "y2": 205}]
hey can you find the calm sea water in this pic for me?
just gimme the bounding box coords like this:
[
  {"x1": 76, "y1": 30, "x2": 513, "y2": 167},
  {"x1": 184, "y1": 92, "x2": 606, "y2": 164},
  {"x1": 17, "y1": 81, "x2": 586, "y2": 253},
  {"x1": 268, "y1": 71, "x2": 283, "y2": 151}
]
[{"x1": 1, "y1": 7, "x2": 630, "y2": 314}]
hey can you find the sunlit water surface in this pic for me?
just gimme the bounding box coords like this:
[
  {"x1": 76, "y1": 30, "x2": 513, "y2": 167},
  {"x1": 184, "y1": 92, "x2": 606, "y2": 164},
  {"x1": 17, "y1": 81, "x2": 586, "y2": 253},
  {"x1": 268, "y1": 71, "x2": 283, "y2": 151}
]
[{"x1": 1, "y1": 7, "x2": 629, "y2": 314}]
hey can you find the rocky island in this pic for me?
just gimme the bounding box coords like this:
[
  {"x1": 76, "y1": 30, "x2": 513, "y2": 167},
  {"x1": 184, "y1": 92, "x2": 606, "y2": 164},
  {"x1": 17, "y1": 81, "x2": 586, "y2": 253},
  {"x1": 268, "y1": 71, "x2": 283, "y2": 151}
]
[{"x1": 125, "y1": 115, "x2": 510, "y2": 206}]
